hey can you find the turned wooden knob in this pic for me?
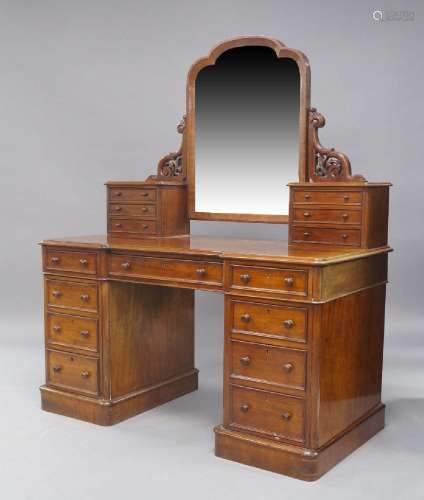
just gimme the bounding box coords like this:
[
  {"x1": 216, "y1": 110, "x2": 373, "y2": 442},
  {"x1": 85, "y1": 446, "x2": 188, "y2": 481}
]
[
  {"x1": 343, "y1": 195, "x2": 350, "y2": 201},
  {"x1": 342, "y1": 213, "x2": 349, "y2": 220},
  {"x1": 114, "y1": 191, "x2": 122, "y2": 197},
  {"x1": 240, "y1": 404, "x2": 250, "y2": 413},
  {"x1": 52, "y1": 365, "x2": 62, "y2": 373},
  {"x1": 282, "y1": 363, "x2": 294, "y2": 373},
  {"x1": 80, "y1": 330, "x2": 89, "y2": 338},
  {"x1": 142, "y1": 207, "x2": 148, "y2": 213},
  {"x1": 196, "y1": 268, "x2": 206, "y2": 277},
  {"x1": 121, "y1": 261, "x2": 131, "y2": 270},
  {"x1": 304, "y1": 193, "x2": 311, "y2": 200},
  {"x1": 80, "y1": 370, "x2": 90, "y2": 379},
  {"x1": 141, "y1": 192, "x2": 148, "y2": 197},
  {"x1": 80, "y1": 294, "x2": 89, "y2": 302},
  {"x1": 281, "y1": 411, "x2": 292, "y2": 421},
  {"x1": 303, "y1": 212, "x2": 310, "y2": 218},
  {"x1": 53, "y1": 324, "x2": 61, "y2": 333},
  {"x1": 284, "y1": 277, "x2": 294, "y2": 287},
  {"x1": 52, "y1": 290, "x2": 62, "y2": 298},
  {"x1": 79, "y1": 258, "x2": 88, "y2": 266},
  {"x1": 240, "y1": 356, "x2": 251, "y2": 366},
  {"x1": 283, "y1": 319, "x2": 294, "y2": 329},
  {"x1": 142, "y1": 224, "x2": 149, "y2": 230},
  {"x1": 115, "y1": 223, "x2": 122, "y2": 228},
  {"x1": 240, "y1": 313, "x2": 251, "y2": 323},
  {"x1": 303, "y1": 232, "x2": 310, "y2": 238},
  {"x1": 240, "y1": 274, "x2": 251, "y2": 284},
  {"x1": 114, "y1": 206, "x2": 122, "y2": 212},
  {"x1": 50, "y1": 256, "x2": 60, "y2": 264},
  {"x1": 341, "y1": 233, "x2": 348, "y2": 240}
]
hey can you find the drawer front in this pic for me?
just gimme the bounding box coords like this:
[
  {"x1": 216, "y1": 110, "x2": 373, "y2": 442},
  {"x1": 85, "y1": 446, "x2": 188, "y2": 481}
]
[
  {"x1": 47, "y1": 313, "x2": 98, "y2": 352},
  {"x1": 46, "y1": 280, "x2": 98, "y2": 313},
  {"x1": 109, "y1": 187, "x2": 156, "y2": 203},
  {"x1": 293, "y1": 190, "x2": 362, "y2": 205},
  {"x1": 230, "y1": 341, "x2": 306, "y2": 391},
  {"x1": 232, "y1": 301, "x2": 307, "y2": 343},
  {"x1": 230, "y1": 386, "x2": 305, "y2": 443},
  {"x1": 47, "y1": 350, "x2": 99, "y2": 396},
  {"x1": 45, "y1": 249, "x2": 97, "y2": 275},
  {"x1": 291, "y1": 227, "x2": 361, "y2": 247},
  {"x1": 110, "y1": 254, "x2": 223, "y2": 286},
  {"x1": 108, "y1": 203, "x2": 157, "y2": 218},
  {"x1": 108, "y1": 218, "x2": 157, "y2": 235},
  {"x1": 293, "y1": 208, "x2": 362, "y2": 225},
  {"x1": 230, "y1": 264, "x2": 307, "y2": 296}
]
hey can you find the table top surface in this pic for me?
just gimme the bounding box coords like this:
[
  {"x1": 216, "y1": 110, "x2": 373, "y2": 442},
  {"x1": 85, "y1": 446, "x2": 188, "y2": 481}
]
[{"x1": 41, "y1": 234, "x2": 392, "y2": 265}]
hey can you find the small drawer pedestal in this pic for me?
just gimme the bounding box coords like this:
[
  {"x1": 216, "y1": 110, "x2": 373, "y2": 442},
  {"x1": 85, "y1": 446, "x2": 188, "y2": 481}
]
[
  {"x1": 106, "y1": 181, "x2": 189, "y2": 238},
  {"x1": 289, "y1": 183, "x2": 390, "y2": 248}
]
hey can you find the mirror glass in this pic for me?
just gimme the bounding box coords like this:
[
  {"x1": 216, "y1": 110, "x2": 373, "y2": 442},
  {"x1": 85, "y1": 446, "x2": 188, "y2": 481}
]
[{"x1": 194, "y1": 46, "x2": 300, "y2": 217}]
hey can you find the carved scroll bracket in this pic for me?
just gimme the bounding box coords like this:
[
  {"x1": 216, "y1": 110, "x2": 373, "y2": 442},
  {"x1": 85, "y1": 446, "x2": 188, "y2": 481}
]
[
  {"x1": 152, "y1": 115, "x2": 186, "y2": 182},
  {"x1": 308, "y1": 108, "x2": 366, "y2": 183}
]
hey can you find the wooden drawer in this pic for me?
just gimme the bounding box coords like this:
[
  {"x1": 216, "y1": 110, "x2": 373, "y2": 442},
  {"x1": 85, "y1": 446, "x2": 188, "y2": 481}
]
[
  {"x1": 108, "y1": 203, "x2": 157, "y2": 218},
  {"x1": 293, "y1": 190, "x2": 362, "y2": 205},
  {"x1": 291, "y1": 227, "x2": 361, "y2": 247},
  {"x1": 108, "y1": 218, "x2": 157, "y2": 235},
  {"x1": 293, "y1": 208, "x2": 362, "y2": 225},
  {"x1": 230, "y1": 340, "x2": 306, "y2": 391},
  {"x1": 232, "y1": 301, "x2": 307, "y2": 343},
  {"x1": 47, "y1": 350, "x2": 99, "y2": 396},
  {"x1": 110, "y1": 254, "x2": 223, "y2": 287},
  {"x1": 46, "y1": 312, "x2": 98, "y2": 352},
  {"x1": 230, "y1": 264, "x2": 307, "y2": 296},
  {"x1": 46, "y1": 279, "x2": 98, "y2": 313},
  {"x1": 45, "y1": 249, "x2": 97, "y2": 275},
  {"x1": 230, "y1": 386, "x2": 305, "y2": 443},
  {"x1": 109, "y1": 187, "x2": 156, "y2": 203}
]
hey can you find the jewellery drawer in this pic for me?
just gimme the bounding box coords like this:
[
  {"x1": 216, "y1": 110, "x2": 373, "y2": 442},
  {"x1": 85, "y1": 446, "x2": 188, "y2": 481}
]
[
  {"x1": 47, "y1": 312, "x2": 98, "y2": 352},
  {"x1": 44, "y1": 249, "x2": 97, "y2": 275},
  {"x1": 47, "y1": 350, "x2": 99, "y2": 396},
  {"x1": 231, "y1": 300, "x2": 307, "y2": 343},
  {"x1": 46, "y1": 279, "x2": 98, "y2": 313},
  {"x1": 109, "y1": 254, "x2": 223, "y2": 286},
  {"x1": 108, "y1": 203, "x2": 157, "y2": 218},
  {"x1": 230, "y1": 340, "x2": 306, "y2": 391},
  {"x1": 291, "y1": 227, "x2": 361, "y2": 247},
  {"x1": 293, "y1": 190, "x2": 362, "y2": 205},
  {"x1": 230, "y1": 386, "x2": 305, "y2": 443},
  {"x1": 229, "y1": 264, "x2": 307, "y2": 296},
  {"x1": 108, "y1": 187, "x2": 156, "y2": 203},
  {"x1": 108, "y1": 218, "x2": 157, "y2": 235},
  {"x1": 292, "y1": 208, "x2": 362, "y2": 225}
]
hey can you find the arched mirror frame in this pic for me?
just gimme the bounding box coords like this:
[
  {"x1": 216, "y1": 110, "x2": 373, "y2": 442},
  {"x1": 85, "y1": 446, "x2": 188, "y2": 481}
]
[
  {"x1": 152, "y1": 37, "x2": 365, "y2": 218},
  {"x1": 185, "y1": 37, "x2": 311, "y2": 224}
]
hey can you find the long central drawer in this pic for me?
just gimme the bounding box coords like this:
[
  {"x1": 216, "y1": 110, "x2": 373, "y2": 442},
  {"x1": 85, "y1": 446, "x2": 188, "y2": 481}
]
[{"x1": 109, "y1": 253, "x2": 223, "y2": 287}]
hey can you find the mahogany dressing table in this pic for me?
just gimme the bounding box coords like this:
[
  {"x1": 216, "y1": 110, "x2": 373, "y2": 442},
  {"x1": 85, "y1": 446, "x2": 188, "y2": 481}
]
[{"x1": 40, "y1": 37, "x2": 391, "y2": 481}]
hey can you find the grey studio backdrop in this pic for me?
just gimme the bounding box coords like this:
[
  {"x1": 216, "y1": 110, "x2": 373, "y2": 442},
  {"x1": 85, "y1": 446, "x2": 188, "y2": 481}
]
[{"x1": 0, "y1": 1, "x2": 423, "y2": 500}]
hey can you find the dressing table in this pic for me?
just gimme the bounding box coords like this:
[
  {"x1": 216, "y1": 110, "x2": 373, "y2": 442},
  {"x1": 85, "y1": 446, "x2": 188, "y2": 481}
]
[{"x1": 40, "y1": 37, "x2": 391, "y2": 481}]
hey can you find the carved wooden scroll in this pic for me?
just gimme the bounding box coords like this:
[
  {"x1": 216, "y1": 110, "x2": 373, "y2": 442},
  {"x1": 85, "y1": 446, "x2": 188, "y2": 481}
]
[
  {"x1": 154, "y1": 115, "x2": 186, "y2": 181},
  {"x1": 308, "y1": 108, "x2": 366, "y2": 182}
]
